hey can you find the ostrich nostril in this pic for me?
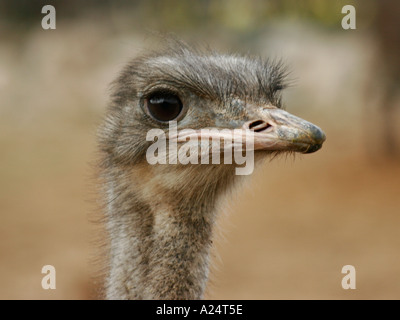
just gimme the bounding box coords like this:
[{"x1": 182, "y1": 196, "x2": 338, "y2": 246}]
[{"x1": 247, "y1": 120, "x2": 272, "y2": 132}]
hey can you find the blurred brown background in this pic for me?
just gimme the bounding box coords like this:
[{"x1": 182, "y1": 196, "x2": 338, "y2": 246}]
[{"x1": 0, "y1": 0, "x2": 399, "y2": 299}]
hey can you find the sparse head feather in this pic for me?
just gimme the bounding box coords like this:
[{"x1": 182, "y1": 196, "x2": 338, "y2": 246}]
[{"x1": 111, "y1": 41, "x2": 289, "y2": 109}]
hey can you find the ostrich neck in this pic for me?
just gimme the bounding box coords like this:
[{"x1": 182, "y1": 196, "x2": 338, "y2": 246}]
[{"x1": 105, "y1": 165, "x2": 231, "y2": 300}]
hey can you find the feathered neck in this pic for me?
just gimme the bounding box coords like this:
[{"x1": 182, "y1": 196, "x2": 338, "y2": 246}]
[{"x1": 103, "y1": 163, "x2": 236, "y2": 299}]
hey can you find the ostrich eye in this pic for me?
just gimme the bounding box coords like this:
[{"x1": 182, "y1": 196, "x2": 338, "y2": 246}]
[{"x1": 145, "y1": 93, "x2": 183, "y2": 122}]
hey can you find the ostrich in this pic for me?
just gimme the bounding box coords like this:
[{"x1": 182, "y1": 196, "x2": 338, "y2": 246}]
[{"x1": 98, "y1": 43, "x2": 325, "y2": 300}]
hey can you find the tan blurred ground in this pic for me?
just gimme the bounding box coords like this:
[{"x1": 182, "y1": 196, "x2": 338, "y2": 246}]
[{"x1": 0, "y1": 14, "x2": 399, "y2": 299}]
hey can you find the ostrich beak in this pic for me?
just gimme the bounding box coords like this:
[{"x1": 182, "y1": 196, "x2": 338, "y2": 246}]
[
  {"x1": 245, "y1": 108, "x2": 326, "y2": 154},
  {"x1": 172, "y1": 109, "x2": 325, "y2": 154}
]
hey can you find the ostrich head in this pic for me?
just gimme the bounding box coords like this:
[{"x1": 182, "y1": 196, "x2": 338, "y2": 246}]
[{"x1": 98, "y1": 42, "x2": 325, "y2": 299}]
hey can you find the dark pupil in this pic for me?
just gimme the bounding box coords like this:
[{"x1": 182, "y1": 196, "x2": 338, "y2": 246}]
[{"x1": 147, "y1": 94, "x2": 182, "y2": 122}]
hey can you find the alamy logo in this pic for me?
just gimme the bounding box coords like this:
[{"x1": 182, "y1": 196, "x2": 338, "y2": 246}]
[
  {"x1": 145, "y1": 121, "x2": 255, "y2": 175},
  {"x1": 41, "y1": 265, "x2": 56, "y2": 290},
  {"x1": 341, "y1": 5, "x2": 356, "y2": 30},
  {"x1": 41, "y1": 5, "x2": 56, "y2": 30},
  {"x1": 341, "y1": 265, "x2": 356, "y2": 290}
]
